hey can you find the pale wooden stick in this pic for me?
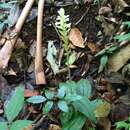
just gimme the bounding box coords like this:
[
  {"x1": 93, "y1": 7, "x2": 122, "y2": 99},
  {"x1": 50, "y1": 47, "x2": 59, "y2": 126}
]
[
  {"x1": 0, "y1": 0, "x2": 35, "y2": 69},
  {"x1": 35, "y1": 0, "x2": 46, "y2": 85}
]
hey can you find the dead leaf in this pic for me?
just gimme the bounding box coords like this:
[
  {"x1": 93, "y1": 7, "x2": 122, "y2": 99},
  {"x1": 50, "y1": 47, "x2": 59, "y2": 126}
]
[
  {"x1": 111, "y1": 103, "x2": 130, "y2": 121},
  {"x1": 108, "y1": 44, "x2": 130, "y2": 72},
  {"x1": 87, "y1": 42, "x2": 99, "y2": 54},
  {"x1": 0, "y1": 37, "x2": 6, "y2": 46},
  {"x1": 24, "y1": 89, "x2": 39, "y2": 97},
  {"x1": 49, "y1": 124, "x2": 61, "y2": 130},
  {"x1": 29, "y1": 40, "x2": 47, "y2": 57},
  {"x1": 102, "y1": 22, "x2": 115, "y2": 36},
  {"x1": 99, "y1": 6, "x2": 112, "y2": 15},
  {"x1": 98, "y1": 117, "x2": 111, "y2": 130},
  {"x1": 112, "y1": 0, "x2": 129, "y2": 13},
  {"x1": 95, "y1": 101, "x2": 111, "y2": 117},
  {"x1": 0, "y1": 75, "x2": 12, "y2": 102},
  {"x1": 0, "y1": 109, "x2": 3, "y2": 114},
  {"x1": 69, "y1": 28, "x2": 85, "y2": 48},
  {"x1": 28, "y1": 106, "x2": 38, "y2": 113}
]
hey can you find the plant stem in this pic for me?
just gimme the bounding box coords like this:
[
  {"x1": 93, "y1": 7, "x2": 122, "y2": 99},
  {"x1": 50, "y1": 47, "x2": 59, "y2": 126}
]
[{"x1": 35, "y1": 0, "x2": 46, "y2": 85}]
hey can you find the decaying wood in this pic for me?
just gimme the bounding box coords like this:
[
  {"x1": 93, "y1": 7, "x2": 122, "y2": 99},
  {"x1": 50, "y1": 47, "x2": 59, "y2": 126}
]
[
  {"x1": 0, "y1": 0, "x2": 35, "y2": 69},
  {"x1": 35, "y1": 0, "x2": 46, "y2": 85}
]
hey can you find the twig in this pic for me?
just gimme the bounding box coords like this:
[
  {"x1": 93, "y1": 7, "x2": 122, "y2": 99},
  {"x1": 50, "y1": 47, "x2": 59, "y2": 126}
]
[
  {"x1": 31, "y1": 115, "x2": 46, "y2": 130},
  {"x1": 35, "y1": 0, "x2": 46, "y2": 85},
  {"x1": 74, "y1": 7, "x2": 90, "y2": 26},
  {"x1": 0, "y1": 0, "x2": 35, "y2": 69}
]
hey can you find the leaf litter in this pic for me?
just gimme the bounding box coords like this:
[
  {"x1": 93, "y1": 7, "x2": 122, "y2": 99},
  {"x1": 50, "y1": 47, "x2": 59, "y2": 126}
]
[{"x1": 0, "y1": 0, "x2": 130, "y2": 130}]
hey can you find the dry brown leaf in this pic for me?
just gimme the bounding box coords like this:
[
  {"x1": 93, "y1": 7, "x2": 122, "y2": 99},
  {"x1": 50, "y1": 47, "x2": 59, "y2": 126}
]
[
  {"x1": 112, "y1": 0, "x2": 129, "y2": 13},
  {"x1": 24, "y1": 89, "x2": 39, "y2": 97},
  {"x1": 49, "y1": 124, "x2": 61, "y2": 130},
  {"x1": 108, "y1": 44, "x2": 130, "y2": 72},
  {"x1": 0, "y1": 37, "x2": 6, "y2": 46},
  {"x1": 87, "y1": 42, "x2": 99, "y2": 54},
  {"x1": 95, "y1": 101, "x2": 111, "y2": 118},
  {"x1": 69, "y1": 28, "x2": 85, "y2": 48},
  {"x1": 98, "y1": 117, "x2": 111, "y2": 130},
  {"x1": 99, "y1": 6, "x2": 112, "y2": 15}
]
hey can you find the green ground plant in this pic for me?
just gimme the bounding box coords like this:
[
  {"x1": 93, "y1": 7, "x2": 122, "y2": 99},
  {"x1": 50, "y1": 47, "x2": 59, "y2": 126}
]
[
  {"x1": 55, "y1": 8, "x2": 76, "y2": 66},
  {"x1": 27, "y1": 79, "x2": 102, "y2": 130},
  {"x1": 116, "y1": 117, "x2": 130, "y2": 130},
  {"x1": 0, "y1": 87, "x2": 32, "y2": 130}
]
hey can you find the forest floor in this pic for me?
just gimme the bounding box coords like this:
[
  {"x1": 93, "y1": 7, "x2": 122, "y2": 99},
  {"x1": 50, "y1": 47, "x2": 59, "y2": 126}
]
[{"x1": 0, "y1": 0, "x2": 130, "y2": 130}]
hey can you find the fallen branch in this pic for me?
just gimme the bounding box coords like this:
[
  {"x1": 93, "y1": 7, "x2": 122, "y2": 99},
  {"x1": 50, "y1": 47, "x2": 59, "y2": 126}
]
[
  {"x1": 35, "y1": 0, "x2": 46, "y2": 85},
  {"x1": 0, "y1": 0, "x2": 35, "y2": 69}
]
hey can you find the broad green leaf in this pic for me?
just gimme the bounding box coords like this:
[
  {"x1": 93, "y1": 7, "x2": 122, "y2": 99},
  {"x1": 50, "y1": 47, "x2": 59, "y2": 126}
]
[
  {"x1": 5, "y1": 87, "x2": 24, "y2": 122},
  {"x1": 114, "y1": 33, "x2": 130, "y2": 42},
  {"x1": 65, "y1": 81, "x2": 78, "y2": 95},
  {"x1": 62, "y1": 112, "x2": 86, "y2": 130},
  {"x1": 57, "y1": 85, "x2": 66, "y2": 99},
  {"x1": 98, "y1": 55, "x2": 108, "y2": 73},
  {"x1": 27, "y1": 96, "x2": 46, "y2": 104},
  {"x1": 43, "y1": 101, "x2": 53, "y2": 114},
  {"x1": 59, "y1": 81, "x2": 77, "y2": 96},
  {"x1": 10, "y1": 120, "x2": 32, "y2": 130},
  {"x1": 77, "y1": 79, "x2": 92, "y2": 98},
  {"x1": 46, "y1": 41, "x2": 59, "y2": 75},
  {"x1": 0, "y1": 122, "x2": 8, "y2": 130},
  {"x1": 60, "y1": 110, "x2": 73, "y2": 125},
  {"x1": 64, "y1": 94, "x2": 82, "y2": 102},
  {"x1": 45, "y1": 90, "x2": 54, "y2": 100},
  {"x1": 58, "y1": 100, "x2": 69, "y2": 112},
  {"x1": 73, "y1": 98, "x2": 102, "y2": 123}
]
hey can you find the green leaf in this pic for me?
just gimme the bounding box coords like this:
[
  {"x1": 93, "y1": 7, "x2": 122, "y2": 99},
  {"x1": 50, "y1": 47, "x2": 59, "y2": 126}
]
[
  {"x1": 59, "y1": 81, "x2": 77, "y2": 96},
  {"x1": 73, "y1": 98, "x2": 102, "y2": 123},
  {"x1": 43, "y1": 101, "x2": 53, "y2": 114},
  {"x1": 77, "y1": 79, "x2": 92, "y2": 98},
  {"x1": 65, "y1": 81, "x2": 78, "y2": 95},
  {"x1": 114, "y1": 33, "x2": 130, "y2": 42},
  {"x1": 0, "y1": 122, "x2": 8, "y2": 130},
  {"x1": 98, "y1": 55, "x2": 108, "y2": 73},
  {"x1": 60, "y1": 110, "x2": 73, "y2": 125},
  {"x1": 45, "y1": 90, "x2": 54, "y2": 100},
  {"x1": 10, "y1": 120, "x2": 32, "y2": 130},
  {"x1": 46, "y1": 41, "x2": 59, "y2": 75},
  {"x1": 58, "y1": 100, "x2": 69, "y2": 112},
  {"x1": 122, "y1": 21, "x2": 130, "y2": 27},
  {"x1": 64, "y1": 94, "x2": 82, "y2": 102},
  {"x1": 5, "y1": 4, "x2": 19, "y2": 27},
  {"x1": 66, "y1": 52, "x2": 76, "y2": 65},
  {"x1": 5, "y1": 86, "x2": 24, "y2": 122},
  {"x1": 116, "y1": 121, "x2": 128, "y2": 129},
  {"x1": 57, "y1": 85, "x2": 66, "y2": 99},
  {"x1": 62, "y1": 112, "x2": 86, "y2": 130},
  {"x1": 27, "y1": 96, "x2": 46, "y2": 104},
  {"x1": 0, "y1": 22, "x2": 5, "y2": 33}
]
